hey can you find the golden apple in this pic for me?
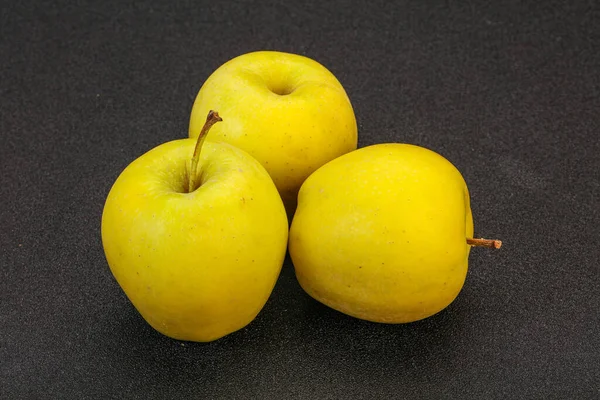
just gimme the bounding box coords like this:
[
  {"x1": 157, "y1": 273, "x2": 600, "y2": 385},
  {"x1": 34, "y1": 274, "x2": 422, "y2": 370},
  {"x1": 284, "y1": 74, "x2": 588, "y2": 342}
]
[
  {"x1": 101, "y1": 112, "x2": 288, "y2": 342},
  {"x1": 289, "y1": 143, "x2": 501, "y2": 323},
  {"x1": 189, "y1": 51, "x2": 357, "y2": 213}
]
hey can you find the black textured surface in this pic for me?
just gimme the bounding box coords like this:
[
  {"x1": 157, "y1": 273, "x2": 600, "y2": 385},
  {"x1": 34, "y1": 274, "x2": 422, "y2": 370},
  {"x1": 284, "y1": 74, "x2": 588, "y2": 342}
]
[{"x1": 1, "y1": 0, "x2": 599, "y2": 398}]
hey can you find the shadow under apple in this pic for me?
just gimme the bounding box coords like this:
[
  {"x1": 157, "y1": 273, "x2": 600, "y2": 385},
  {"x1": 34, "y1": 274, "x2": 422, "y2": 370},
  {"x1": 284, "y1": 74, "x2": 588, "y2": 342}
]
[{"x1": 92, "y1": 254, "x2": 476, "y2": 398}]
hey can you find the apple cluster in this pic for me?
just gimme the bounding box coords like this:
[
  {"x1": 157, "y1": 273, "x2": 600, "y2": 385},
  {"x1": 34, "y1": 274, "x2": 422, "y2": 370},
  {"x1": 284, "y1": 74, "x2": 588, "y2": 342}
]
[{"x1": 102, "y1": 51, "x2": 501, "y2": 342}]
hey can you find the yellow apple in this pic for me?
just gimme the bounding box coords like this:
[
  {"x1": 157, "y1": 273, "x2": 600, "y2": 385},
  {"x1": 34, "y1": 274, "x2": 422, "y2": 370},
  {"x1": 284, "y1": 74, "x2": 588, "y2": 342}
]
[
  {"x1": 289, "y1": 143, "x2": 501, "y2": 323},
  {"x1": 101, "y1": 112, "x2": 288, "y2": 342},
  {"x1": 188, "y1": 51, "x2": 358, "y2": 213}
]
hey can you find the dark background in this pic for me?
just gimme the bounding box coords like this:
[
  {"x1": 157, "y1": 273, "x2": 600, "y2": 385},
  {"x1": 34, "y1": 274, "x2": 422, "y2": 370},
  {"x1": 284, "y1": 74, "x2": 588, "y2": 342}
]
[{"x1": 1, "y1": 0, "x2": 599, "y2": 398}]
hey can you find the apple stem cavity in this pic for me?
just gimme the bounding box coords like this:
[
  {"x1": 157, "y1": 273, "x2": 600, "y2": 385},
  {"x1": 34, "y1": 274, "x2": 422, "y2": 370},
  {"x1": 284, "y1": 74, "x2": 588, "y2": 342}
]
[
  {"x1": 467, "y1": 238, "x2": 503, "y2": 249},
  {"x1": 188, "y1": 110, "x2": 223, "y2": 193}
]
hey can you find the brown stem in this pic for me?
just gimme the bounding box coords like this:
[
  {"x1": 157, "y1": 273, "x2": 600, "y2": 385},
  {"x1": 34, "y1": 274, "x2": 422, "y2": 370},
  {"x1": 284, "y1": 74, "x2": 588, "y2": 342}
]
[
  {"x1": 467, "y1": 238, "x2": 502, "y2": 249},
  {"x1": 188, "y1": 110, "x2": 222, "y2": 193}
]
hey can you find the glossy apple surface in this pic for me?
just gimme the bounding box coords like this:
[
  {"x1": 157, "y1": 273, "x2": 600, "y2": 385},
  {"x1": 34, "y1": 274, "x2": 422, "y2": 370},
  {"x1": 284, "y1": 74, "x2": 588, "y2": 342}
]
[
  {"x1": 102, "y1": 138, "x2": 288, "y2": 342},
  {"x1": 189, "y1": 51, "x2": 357, "y2": 213}
]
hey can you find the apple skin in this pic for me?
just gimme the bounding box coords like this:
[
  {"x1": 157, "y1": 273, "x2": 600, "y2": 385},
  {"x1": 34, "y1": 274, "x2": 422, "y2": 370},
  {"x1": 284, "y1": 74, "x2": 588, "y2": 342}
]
[
  {"x1": 101, "y1": 139, "x2": 288, "y2": 342},
  {"x1": 289, "y1": 144, "x2": 474, "y2": 324},
  {"x1": 189, "y1": 51, "x2": 358, "y2": 213}
]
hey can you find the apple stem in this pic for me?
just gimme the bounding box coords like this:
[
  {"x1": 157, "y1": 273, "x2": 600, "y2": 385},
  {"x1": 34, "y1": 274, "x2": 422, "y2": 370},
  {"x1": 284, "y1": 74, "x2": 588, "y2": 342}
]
[
  {"x1": 188, "y1": 110, "x2": 222, "y2": 193},
  {"x1": 467, "y1": 238, "x2": 502, "y2": 249}
]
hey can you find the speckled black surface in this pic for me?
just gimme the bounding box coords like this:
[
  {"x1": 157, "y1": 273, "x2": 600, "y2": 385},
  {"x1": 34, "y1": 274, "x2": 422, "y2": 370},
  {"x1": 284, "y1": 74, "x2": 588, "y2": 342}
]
[{"x1": 1, "y1": 0, "x2": 599, "y2": 398}]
